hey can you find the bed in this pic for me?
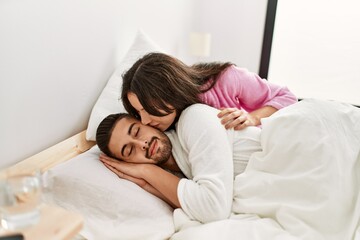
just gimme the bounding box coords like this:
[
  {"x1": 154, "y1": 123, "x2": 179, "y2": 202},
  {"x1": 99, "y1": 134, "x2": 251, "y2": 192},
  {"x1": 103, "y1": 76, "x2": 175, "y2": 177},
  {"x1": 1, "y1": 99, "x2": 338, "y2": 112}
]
[
  {"x1": 44, "y1": 99, "x2": 360, "y2": 240},
  {"x1": 3, "y1": 99, "x2": 360, "y2": 240},
  {"x1": 2, "y1": 17, "x2": 360, "y2": 240}
]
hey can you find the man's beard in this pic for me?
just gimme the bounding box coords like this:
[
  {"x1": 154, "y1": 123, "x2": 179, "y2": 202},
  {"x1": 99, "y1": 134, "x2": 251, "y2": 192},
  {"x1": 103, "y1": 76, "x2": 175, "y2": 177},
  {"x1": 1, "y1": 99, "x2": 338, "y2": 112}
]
[{"x1": 145, "y1": 133, "x2": 172, "y2": 165}]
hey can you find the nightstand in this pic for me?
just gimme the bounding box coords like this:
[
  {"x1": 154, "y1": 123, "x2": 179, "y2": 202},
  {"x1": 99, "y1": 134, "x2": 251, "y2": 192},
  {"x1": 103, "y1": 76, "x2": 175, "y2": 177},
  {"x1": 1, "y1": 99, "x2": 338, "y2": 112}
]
[{"x1": 0, "y1": 204, "x2": 83, "y2": 240}]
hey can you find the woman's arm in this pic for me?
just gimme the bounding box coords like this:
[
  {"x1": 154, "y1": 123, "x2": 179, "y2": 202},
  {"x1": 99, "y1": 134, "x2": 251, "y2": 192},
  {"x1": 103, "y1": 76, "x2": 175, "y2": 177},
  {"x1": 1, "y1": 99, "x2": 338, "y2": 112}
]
[
  {"x1": 207, "y1": 66, "x2": 297, "y2": 130},
  {"x1": 232, "y1": 67, "x2": 298, "y2": 111}
]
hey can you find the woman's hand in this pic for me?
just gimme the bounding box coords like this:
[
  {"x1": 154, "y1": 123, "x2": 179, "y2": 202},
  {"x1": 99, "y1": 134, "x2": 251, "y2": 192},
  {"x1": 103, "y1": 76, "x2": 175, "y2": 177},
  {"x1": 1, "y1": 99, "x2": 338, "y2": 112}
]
[
  {"x1": 218, "y1": 106, "x2": 278, "y2": 130},
  {"x1": 217, "y1": 108, "x2": 258, "y2": 130}
]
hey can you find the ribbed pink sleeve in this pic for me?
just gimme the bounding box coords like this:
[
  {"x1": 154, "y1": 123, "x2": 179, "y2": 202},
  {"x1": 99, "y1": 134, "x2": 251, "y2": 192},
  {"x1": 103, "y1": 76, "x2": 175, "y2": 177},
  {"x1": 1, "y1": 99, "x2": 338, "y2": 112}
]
[{"x1": 199, "y1": 66, "x2": 297, "y2": 112}]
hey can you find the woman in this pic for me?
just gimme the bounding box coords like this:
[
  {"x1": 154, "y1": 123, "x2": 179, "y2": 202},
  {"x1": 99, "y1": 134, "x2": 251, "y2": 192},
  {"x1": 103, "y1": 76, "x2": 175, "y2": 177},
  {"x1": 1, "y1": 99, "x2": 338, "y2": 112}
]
[{"x1": 121, "y1": 52, "x2": 297, "y2": 132}]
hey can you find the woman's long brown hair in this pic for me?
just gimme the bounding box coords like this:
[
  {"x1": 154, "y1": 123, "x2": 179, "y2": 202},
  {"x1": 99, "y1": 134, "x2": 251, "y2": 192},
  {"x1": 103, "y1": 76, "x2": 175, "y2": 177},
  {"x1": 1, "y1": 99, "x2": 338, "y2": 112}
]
[{"x1": 121, "y1": 52, "x2": 233, "y2": 128}]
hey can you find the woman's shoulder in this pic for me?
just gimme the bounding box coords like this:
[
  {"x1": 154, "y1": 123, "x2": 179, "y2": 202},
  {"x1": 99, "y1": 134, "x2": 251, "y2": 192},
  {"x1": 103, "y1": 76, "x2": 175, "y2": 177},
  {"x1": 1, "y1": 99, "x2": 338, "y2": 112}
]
[
  {"x1": 218, "y1": 65, "x2": 252, "y2": 80},
  {"x1": 216, "y1": 65, "x2": 253, "y2": 85}
]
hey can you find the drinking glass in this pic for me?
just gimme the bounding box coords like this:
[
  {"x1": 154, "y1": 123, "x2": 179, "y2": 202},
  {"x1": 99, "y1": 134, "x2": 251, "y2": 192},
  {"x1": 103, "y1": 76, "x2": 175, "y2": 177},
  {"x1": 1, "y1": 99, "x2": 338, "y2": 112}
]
[{"x1": 0, "y1": 169, "x2": 42, "y2": 230}]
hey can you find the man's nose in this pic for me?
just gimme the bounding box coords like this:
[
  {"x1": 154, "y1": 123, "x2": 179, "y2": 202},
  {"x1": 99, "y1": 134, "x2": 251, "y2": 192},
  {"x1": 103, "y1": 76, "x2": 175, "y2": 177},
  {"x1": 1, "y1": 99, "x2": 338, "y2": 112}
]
[
  {"x1": 140, "y1": 111, "x2": 152, "y2": 125},
  {"x1": 134, "y1": 139, "x2": 149, "y2": 150}
]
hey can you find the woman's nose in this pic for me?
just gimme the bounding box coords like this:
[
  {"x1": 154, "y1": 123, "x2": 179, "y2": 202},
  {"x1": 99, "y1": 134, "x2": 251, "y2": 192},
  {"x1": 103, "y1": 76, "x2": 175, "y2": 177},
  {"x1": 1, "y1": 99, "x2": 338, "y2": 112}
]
[{"x1": 140, "y1": 111, "x2": 152, "y2": 125}]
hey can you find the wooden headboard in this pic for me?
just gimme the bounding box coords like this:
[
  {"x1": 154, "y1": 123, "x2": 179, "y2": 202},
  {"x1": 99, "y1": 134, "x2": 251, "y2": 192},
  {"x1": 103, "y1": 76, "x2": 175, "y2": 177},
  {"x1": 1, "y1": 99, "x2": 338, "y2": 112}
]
[{"x1": 0, "y1": 131, "x2": 95, "y2": 177}]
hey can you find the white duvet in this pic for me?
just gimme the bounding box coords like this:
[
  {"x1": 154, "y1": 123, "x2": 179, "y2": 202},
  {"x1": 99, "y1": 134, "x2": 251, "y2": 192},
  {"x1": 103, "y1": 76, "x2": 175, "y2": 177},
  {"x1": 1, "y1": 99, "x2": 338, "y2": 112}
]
[{"x1": 171, "y1": 99, "x2": 360, "y2": 240}]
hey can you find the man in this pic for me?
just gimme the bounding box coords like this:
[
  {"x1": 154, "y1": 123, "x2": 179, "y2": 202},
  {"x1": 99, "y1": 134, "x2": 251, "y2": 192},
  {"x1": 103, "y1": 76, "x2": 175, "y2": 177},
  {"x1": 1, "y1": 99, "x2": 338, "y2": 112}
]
[{"x1": 96, "y1": 103, "x2": 262, "y2": 223}]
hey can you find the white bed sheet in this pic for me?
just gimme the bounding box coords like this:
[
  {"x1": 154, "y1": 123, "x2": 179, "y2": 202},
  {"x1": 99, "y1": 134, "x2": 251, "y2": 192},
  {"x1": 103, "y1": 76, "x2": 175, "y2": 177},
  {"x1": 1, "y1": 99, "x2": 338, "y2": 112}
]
[
  {"x1": 43, "y1": 99, "x2": 360, "y2": 240},
  {"x1": 171, "y1": 99, "x2": 360, "y2": 240}
]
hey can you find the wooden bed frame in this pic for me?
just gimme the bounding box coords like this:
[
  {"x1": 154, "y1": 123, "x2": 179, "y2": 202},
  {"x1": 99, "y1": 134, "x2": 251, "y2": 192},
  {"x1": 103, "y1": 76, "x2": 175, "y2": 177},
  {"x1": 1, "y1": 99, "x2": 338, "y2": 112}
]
[{"x1": 0, "y1": 130, "x2": 95, "y2": 178}]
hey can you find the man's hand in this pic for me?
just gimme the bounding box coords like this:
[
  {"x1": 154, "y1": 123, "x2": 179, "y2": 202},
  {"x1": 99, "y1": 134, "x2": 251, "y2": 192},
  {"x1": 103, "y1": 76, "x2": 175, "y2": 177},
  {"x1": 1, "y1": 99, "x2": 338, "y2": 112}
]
[
  {"x1": 99, "y1": 153, "x2": 179, "y2": 207},
  {"x1": 99, "y1": 154, "x2": 147, "y2": 186}
]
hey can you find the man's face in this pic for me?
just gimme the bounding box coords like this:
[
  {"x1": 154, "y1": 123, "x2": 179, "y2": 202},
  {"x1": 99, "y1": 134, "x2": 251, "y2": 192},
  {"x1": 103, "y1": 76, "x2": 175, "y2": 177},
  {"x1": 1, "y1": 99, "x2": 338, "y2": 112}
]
[{"x1": 108, "y1": 116, "x2": 172, "y2": 165}]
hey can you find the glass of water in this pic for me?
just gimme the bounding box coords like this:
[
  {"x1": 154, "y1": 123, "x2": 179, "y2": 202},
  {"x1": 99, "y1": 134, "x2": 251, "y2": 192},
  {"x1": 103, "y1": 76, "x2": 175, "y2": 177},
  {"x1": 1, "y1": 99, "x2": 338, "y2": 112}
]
[{"x1": 0, "y1": 169, "x2": 42, "y2": 230}]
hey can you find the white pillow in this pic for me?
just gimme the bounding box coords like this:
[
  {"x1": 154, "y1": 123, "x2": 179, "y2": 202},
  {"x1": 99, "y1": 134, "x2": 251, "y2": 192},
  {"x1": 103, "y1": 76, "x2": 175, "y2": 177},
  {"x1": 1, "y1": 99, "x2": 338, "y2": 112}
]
[
  {"x1": 42, "y1": 145, "x2": 175, "y2": 240},
  {"x1": 86, "y1": 30, "x2": 163, "y2": 141}
]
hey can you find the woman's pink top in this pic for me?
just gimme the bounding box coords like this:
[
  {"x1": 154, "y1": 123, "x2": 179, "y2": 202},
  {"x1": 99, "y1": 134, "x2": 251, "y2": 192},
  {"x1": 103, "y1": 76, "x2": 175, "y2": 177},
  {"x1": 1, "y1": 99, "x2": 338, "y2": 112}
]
[{"x1": 199, "y1": 65, "x2": 297, "y2": 112}]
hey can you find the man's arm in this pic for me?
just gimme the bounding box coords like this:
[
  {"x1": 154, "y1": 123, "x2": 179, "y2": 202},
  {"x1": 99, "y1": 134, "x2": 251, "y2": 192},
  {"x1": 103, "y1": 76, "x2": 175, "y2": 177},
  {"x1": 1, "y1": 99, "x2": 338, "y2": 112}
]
[
  {"x1": 100, "y1": 156, "x2": 180, "y2": 208},
  {"x1": 142, "y1": 164, "x2": 181, "y2": 207}
]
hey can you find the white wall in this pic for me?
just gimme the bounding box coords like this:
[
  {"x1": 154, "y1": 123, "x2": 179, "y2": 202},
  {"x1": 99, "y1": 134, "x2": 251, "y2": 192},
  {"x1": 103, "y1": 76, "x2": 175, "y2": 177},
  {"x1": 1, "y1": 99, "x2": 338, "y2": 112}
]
[
  {"x1": 190, "y1": 0, "x2": 267, "y2": 73},
  {"x1": 0, "y1": 0, "x2": 268, "y2": 169}
]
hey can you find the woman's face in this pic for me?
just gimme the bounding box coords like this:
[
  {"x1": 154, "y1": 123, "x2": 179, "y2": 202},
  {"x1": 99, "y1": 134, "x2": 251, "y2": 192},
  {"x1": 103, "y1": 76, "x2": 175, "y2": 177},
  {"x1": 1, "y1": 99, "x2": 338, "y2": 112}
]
[{"x1": 127, "y1": 92, "x2": 177, "y2": 131}]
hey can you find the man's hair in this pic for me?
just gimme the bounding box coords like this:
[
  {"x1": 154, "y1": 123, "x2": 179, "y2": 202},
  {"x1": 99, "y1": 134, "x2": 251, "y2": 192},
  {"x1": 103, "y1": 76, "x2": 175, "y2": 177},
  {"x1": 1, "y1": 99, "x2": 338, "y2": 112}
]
[
  {"x1": 121, "y1": 52, "x2": 233, "y2": 128},
  {"x1": 96, "y1": 113, "x2": 130, "y2": 159}
]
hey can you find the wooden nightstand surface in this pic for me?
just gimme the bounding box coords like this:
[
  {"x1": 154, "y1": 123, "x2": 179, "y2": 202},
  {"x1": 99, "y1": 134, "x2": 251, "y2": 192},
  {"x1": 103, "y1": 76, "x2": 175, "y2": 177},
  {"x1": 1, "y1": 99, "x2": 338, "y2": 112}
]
[{"x1": 0, "y1": 204, "x2": 83, "y2": 240}]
